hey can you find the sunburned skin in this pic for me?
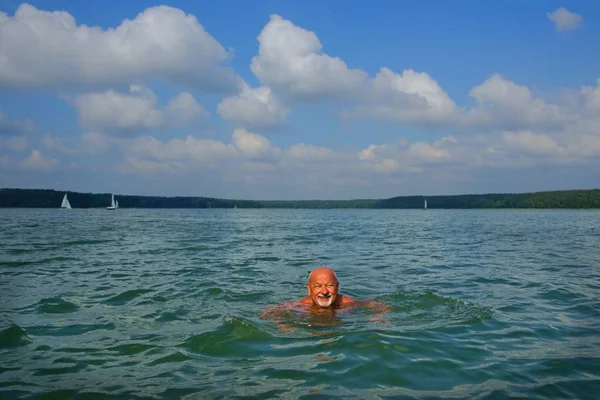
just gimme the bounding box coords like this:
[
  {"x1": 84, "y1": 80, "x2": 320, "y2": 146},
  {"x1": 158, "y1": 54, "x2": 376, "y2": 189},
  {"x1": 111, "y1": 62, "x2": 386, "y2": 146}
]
[{"x1": 260, "y1": 266, "x2": 390, "y2": 332}]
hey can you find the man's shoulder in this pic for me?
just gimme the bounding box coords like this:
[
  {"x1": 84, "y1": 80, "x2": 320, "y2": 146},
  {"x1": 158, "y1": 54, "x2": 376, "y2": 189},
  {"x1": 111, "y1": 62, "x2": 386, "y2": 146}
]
[
  {"x1": 339, "y1": 294, "x2": 356, "y2": 304},
  {"x1": 299, "y1": 297, "x2": 313, "y2": 305}
]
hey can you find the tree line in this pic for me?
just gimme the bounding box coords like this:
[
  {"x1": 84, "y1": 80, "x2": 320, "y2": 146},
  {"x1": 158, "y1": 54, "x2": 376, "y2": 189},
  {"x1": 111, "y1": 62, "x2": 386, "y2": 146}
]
[{"x1": 1, "y1": 188, "x2": 599, "y2": 209}]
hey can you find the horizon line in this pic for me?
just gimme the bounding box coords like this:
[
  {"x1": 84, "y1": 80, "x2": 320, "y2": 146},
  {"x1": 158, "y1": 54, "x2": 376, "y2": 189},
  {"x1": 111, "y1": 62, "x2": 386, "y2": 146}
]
[{"x1": 2, "y1": 187, "x2": 599, "y2": 202}]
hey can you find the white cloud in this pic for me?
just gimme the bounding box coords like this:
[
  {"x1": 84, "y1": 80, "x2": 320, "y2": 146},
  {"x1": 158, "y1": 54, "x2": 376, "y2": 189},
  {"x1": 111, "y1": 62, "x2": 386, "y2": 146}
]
[
  {"x1": 463, "y1": 74, "x2": 566, "y2": 129},
  {"x1": 566, "y1": 135, "x2": 600, "y2": 157},
  {"x1": 166, "y1": 92, "x2": 209, "y2": 126},
  {"x1": 81, "y1": 132, "x2": 110, "y2": 154},
  {"x1": 250, "y1": 15, "x2": 367, "y2": 101},
  {"x1": 123, "y1": 157, "x2": 187, "y2": 174},
  {"x1": 129, "y1": 135, "x2": 238, "y2": 165},
  {"x1": 348, "y1": 67, "x2": 459, "y2": 124},
  {"x1": 45, "y1": 116, "x2": 598, "y2": 199},
  {"x1": 0, "y1": 4, "x2": 238, "y2": 91},
  {"x1": 502, "y1": 130, "x2": 563, "y2": 155},
  {"x1": 286, "y1": 143, "x2": 333, "y2": 161},
  {"x1": 408, "y1": 142, "x2": 451, "y2": 162},
  {"x1": 249, "y1": 15, "x2": 457, "y2": 126},
  {"x1": 357, "y1": 144, "x2": 381, "y2": 161},
  {"x1": 373, "y1": 159, "x2": 400, "y2": 174},
  {"x1": 73, "y1": 85, "x2": 163, "y2": 131},
  {"x1": 243, "y1": 161, "x2": 277, "y2": 173},
  {"x1": 232, "y1": 128, "x2": 279, "y2": 158},
  {"x1": 547, "y1": 8, "x2": 583, "y2": 32},
  {"x1": 434, "y1": 136, "x2": 458, "y2": 147},
  {"x1": 73, "y1": 85, "x2": 205, "y2": 133},
  {"x1": 21, "y1": 150, "x2": 57, "y2": 171},
  {"x1": 218, "y1": 83, "x2": 290, "y2": 129},
  {"x1": 581, "y1": 78, "x2": 600, "y2": 112},
  {"x1": 355, "y1": 137, "x2": 453, "y2": 177}
]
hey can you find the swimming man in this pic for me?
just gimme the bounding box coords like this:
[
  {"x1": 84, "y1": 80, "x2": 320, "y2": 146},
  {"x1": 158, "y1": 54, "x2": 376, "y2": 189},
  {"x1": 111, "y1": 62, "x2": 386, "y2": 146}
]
[{"x1": 260, "y1": 266, "x2": 389, "y2": 329}]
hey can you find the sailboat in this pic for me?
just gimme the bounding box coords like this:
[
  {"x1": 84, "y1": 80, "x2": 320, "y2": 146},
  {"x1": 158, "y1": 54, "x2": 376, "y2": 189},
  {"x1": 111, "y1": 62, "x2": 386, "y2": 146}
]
[
  {"x1": 60, "y1": 194, "x2": 72, "y2": 210},
  {"x1": 424, "y1": 198, "x2": 428, "y2": 210},
  {"x1": 106, "y1": 193, "x2": 117, "y2": 210}
]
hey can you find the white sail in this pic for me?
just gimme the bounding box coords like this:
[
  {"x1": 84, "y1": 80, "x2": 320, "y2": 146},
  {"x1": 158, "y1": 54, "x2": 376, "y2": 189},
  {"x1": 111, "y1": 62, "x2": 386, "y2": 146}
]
[
  {"x1": 424, "y1": 198, "x2": 427, "y2": 210},
  {"x1": 106, "y1": 193, "x2": 116, "y2": 210},
  {"x1": 60, "y1": 194, "x2": 72, "y2": 210}
]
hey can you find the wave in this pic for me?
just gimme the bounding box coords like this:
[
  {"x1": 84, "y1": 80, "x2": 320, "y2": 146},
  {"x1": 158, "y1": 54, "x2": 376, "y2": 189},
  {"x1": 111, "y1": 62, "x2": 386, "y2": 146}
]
[
  {"x1": 37, "y1": 297, "x2": 80, "y2": 314},
  {"x1": 102, "y1": 289, "x2": 151, "y2": 306},
  {"x1": 0, "y1": 324, "x2": 31, "y2": 348},
  {"x1": 0, "y1": 256, "x2": 79, "y2": 268}
]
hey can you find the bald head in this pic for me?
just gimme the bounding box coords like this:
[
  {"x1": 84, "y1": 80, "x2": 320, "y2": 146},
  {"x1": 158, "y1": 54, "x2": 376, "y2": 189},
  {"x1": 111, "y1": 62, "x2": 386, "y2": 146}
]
[
  {"x1": 306, "y1": 266, "x2": 339, "y2": 285},
  {"x1": 305, "y1": 266, "x2": 340, "y2": 307}
]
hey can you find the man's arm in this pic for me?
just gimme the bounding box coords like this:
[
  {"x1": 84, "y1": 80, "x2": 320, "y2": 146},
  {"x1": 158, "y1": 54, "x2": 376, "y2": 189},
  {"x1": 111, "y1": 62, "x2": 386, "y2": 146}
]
[
  {"x1": 259, "y1": 301, "x2": 303, "y2": 332},
  {"x1": 360, "y1": 299, "x2": 391, "y2": 323}
]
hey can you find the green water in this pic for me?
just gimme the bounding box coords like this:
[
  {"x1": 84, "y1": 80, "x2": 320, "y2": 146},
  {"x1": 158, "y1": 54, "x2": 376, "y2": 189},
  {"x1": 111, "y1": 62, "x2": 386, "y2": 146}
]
[{"x1": 1, "y1": 208, "x2": 599, "y2": 399}]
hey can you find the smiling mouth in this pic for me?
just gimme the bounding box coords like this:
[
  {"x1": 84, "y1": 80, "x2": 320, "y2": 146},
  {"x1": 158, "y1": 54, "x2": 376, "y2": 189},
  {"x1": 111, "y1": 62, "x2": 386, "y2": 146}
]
[{"x1": 315, "y1": 293, "x2": 333, "y2": 306}]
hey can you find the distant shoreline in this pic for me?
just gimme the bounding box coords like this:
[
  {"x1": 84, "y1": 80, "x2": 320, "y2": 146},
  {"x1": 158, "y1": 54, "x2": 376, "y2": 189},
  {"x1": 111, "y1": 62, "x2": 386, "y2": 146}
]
[{"x1": 2, "y1": 188, "x2": 600, "y2": 209}]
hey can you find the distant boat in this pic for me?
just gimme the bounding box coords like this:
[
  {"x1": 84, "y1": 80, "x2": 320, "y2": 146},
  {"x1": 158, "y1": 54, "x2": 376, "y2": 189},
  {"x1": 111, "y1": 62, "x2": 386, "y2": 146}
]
[
  {"x1": 60, "y1": 194, "x2": 72, "y2": 210},
  {"x1": 106, "y1": 194, "x2": 117, "y2": 210},
  {"x1": 424, "y1": 198, "x2": 428, "y2": 210}
]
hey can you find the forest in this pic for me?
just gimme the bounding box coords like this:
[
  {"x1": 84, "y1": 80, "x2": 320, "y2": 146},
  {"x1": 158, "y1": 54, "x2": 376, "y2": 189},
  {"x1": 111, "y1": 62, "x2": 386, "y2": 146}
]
[{"x1": 1, "y1": 188, "x2": 599, "y2": 209}]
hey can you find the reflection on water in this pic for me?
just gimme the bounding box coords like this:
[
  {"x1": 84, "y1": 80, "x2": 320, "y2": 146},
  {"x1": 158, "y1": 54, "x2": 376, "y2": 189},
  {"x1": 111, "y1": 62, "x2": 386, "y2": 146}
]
[{"x1": 1, "y1": 208, "x2": 599, "y2": 399}]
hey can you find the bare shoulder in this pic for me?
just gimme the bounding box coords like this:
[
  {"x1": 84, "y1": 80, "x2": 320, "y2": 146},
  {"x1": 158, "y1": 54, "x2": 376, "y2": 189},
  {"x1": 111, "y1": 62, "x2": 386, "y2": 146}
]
[
  {"x1": 339, "y1": 294, "x2": 356, "y2": 304},
  {"x1": 299, "y1": 296, "x2": 313, "y2": 305}
]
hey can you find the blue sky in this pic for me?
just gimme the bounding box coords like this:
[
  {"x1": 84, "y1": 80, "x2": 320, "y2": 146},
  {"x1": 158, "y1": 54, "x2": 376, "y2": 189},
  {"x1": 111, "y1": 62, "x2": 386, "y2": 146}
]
[{"x1": 0, "y1": 0, "x2": 599, "y2": 200}]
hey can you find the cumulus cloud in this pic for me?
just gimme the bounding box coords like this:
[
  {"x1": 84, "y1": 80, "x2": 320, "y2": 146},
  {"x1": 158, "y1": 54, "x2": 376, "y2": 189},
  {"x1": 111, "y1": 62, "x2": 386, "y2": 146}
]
[
  {"x1": 0, "y1": 4, "x2": 238, "y2": 91},
  {"x1": 249, "y1": 15, "x2": 458, "y2": 125},
  {"x1": 408, "y1": 142, "x2": 451, "y2": 162},
  {"x1": 218, "y1": 83, "x2": 290, "y2": 129},
  {"x1": 73, "y1": 85, "x2": 163, "y2": 131},
  {"x1": 286, "y1": 143, "x2": 333, "y2": 161},
  {"x1": 20, "y1": 150, "x2": 57, "y2": 171},
  {"x1": 232, "y1": 128, "x2": 279, "y2": 158},
  {"x1": 81, "y1": 132, "x2": 110, "y2": 155},
  {"x1": 166, "y1": 92, "x2": 209, "y2": 126},
  {"x1": 250, "y1": 15, "x2": 368, "y2": 101},
  {"x1": 355, "y1": 136, "x2": 454, "y2": 176},
  {"x1": 502, "y1": 130, "x2": 563, "y2": 155},
  {"x1": 581, "y1": 78, "x2": 600, "y2": 112},
  {"x1": 463, "y1": 74, "x2": 566, "y2": 129},
  {"x1": 72, "y1": 85, "x2": 205, "y2": 133},
  {"x1": 547, "y1": 8, "x2": 583, "y2": 32},
  {"x1": 347, "y1": 67, "x2": 459, "y2": 124},
  {"x1": 50, "y1": 113, "x2": 599, "y2": 198},
  {"x1": 128, "y1": 135, "x2": 238, "y2": 166}
]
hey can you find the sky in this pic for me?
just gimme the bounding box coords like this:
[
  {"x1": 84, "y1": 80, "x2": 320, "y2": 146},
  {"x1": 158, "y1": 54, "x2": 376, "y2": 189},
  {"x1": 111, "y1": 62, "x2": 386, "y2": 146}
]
[{"x1": 0, "y1": 0, "x2": 599, "y2": 200}]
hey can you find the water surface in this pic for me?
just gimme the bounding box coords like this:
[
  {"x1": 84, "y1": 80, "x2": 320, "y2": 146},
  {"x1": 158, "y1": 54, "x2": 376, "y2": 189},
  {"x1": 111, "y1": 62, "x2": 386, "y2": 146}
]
[{"x1": 1, "y1": 208, "x2": 599, "y2": 398}]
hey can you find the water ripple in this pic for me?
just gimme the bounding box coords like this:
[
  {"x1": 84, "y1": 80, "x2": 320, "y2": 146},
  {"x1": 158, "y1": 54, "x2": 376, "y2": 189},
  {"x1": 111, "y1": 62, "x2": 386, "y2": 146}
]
[{"x1": 1, "y1": 208, "x2": 599, "y2": 398}]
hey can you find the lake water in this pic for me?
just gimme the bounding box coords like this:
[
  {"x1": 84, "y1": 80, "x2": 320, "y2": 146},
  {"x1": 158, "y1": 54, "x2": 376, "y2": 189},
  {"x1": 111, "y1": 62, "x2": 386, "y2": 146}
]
[{"x1": 1, "y1": 208, "x2": 599, "y2": 399}]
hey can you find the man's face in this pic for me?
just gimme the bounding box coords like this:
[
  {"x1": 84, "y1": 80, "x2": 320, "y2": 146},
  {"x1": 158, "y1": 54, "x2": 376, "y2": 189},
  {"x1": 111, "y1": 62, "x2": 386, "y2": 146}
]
[{"x1": 307, "y1": 270, "x2": 339, "y2": 308}]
